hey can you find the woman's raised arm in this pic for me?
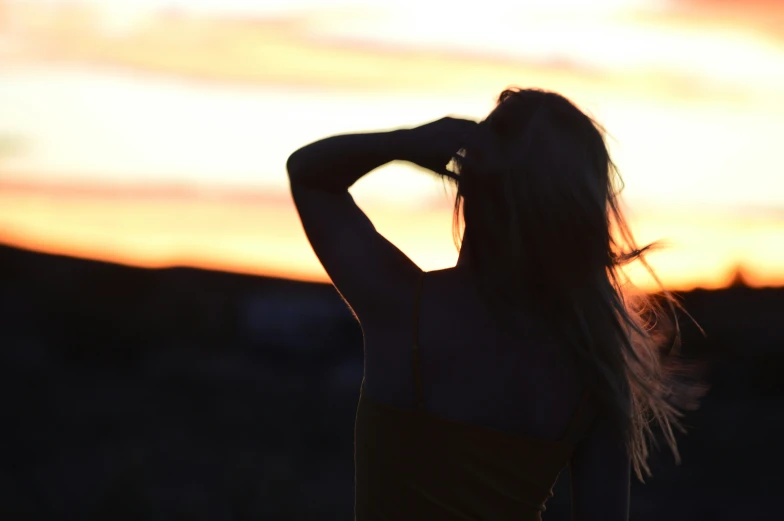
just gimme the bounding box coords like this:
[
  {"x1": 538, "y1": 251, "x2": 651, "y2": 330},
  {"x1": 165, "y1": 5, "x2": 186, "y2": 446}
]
[{"x1": 286, "y1": 118, "x2": 477, "y2": 322}]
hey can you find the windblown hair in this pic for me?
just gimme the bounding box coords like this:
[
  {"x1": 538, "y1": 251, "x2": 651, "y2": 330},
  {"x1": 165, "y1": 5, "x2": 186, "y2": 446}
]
[{"x1": 449, "y1": 88, "x2": 705, "y2": 480}]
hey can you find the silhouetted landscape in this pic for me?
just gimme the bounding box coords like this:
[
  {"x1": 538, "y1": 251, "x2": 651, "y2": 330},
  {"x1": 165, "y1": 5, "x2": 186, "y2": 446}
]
[{"x1": 0, "y1": 244, "x2": 782, "y2": 520}]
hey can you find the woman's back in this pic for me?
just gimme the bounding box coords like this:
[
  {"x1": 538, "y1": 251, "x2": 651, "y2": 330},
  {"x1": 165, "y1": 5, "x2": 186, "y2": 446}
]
[
  {"x1": 355, "y1": 269, "x2": 601, "y2": 520},
  {"x1": 361, "y1": 267, "x2": 587, "y2": 442}
]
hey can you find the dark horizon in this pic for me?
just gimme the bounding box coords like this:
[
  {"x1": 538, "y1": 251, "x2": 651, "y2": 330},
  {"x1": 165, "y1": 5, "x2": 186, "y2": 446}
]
[{"x1": 0, "y1": 240, "x2": 782, "y2": 519}]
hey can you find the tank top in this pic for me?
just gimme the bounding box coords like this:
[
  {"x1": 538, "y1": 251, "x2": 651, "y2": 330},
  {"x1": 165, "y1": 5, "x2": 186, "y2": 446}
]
[{"x1": 354, "y1": 272, "x2": 598, "y2": 521}]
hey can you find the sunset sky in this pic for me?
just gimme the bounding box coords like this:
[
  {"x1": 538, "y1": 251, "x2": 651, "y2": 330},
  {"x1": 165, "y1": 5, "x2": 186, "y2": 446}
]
[{"x1": 0, "y1": 0, "x2": 782, "y2": 290}]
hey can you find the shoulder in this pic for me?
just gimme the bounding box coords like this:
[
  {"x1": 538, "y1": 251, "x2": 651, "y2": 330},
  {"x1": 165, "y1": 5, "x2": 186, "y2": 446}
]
[{"x1": 355, "y1": 270, "x2": 424, "y2": 330}]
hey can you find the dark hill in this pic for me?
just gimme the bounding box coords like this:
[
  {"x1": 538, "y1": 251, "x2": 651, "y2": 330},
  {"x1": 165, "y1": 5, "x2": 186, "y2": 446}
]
[{"x1": 0, "y1": 244, "x2": 781, "y2": 520}]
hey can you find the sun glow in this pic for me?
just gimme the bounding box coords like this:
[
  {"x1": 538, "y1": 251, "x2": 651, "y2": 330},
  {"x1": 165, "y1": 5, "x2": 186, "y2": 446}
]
[{"x1": 0, "y1": 0, "x2": 782, "y2": 289}]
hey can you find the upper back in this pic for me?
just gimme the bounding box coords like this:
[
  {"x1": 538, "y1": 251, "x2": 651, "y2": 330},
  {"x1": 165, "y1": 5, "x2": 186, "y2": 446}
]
[
  {"x1": 355, "y1": 268, "x2": 601, "y2": 521},
  {"x1": 360, "y1": 267, "x2": 588, "y2": 442}
]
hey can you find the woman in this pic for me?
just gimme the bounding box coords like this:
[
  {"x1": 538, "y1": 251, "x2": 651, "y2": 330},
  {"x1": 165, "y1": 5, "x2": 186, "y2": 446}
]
[{"x1": 287, "y1": 88, "x2": 703, "y2": 521}]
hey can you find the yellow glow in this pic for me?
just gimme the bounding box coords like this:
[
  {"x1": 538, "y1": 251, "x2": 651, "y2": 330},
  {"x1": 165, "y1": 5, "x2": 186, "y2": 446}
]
[{"x1": 0, "y1": 184, "x2": 782, "y2": 291}]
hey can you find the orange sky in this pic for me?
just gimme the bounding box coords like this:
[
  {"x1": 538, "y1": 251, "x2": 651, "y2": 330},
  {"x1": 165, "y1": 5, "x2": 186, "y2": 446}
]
[
  {"x1": 0, "y1": 0, "x2": 782, "y2": 290},
  {"x1": 1, "y1": 179, "x2": 781, "y2": 291}
]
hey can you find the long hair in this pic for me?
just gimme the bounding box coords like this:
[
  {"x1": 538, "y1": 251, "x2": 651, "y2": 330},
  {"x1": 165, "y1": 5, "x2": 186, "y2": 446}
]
[{"x1": 449, "y1": 88, "x2": 705, "y2": 480}]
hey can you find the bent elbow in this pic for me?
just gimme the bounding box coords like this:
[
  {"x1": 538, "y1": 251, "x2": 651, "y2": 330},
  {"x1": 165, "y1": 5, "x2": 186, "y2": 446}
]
[
  {"x1": 286, "y1": 149, "x2": 321, "y2": 191},
  {"x1": 286, "y1": 150, "x2": 304, "y2": 181}
]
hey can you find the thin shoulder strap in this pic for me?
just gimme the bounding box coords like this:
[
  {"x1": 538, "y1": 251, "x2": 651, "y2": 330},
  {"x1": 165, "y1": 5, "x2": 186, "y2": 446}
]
[
  {"x1": 560, "y1": 390, "x2": 598, "y2": 446},
  {"x1": 411, "y1": 271, "x2": 426, "y2": 410}
]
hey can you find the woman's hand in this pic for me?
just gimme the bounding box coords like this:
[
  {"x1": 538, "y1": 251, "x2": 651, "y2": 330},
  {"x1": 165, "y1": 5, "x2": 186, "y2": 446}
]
[{"x1": 396, "y1": 117, "x2": 480, "y2": 178}]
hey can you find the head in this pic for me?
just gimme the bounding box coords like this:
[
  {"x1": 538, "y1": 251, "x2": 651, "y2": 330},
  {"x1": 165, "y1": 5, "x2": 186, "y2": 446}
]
[
  {"x1": 455, "y1": 88, "x2": 622, "y2": 296},
  {"x1": 450, "y1": 88, "x2": 705, "y2": 479}
]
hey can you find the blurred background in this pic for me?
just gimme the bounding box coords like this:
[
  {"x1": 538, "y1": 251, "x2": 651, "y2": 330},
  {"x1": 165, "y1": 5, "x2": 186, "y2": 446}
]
[{"x1": 0, "y1": 0, "x2": 782, "y2": 519}]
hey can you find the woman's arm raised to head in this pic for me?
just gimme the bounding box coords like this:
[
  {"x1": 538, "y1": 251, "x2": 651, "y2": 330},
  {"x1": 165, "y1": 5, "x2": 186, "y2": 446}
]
[
  {"x1": 286, "y1": 129, "x2": 422, "y2": 323},
  {"x1": 286, "y1": 118, "x2": 478, "y2": 323},
  {"x1": 569, "y1": 412, "x2": 631, "y2": 521}
]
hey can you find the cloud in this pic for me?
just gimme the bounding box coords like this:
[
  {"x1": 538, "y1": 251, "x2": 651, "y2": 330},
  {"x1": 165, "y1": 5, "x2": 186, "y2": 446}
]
[
  {"x1": 7, "y1": 2, "x2": 771, "y2": 103},
  {"x1": 665, "y1": 0, "x2": 784, "y2": 42}
]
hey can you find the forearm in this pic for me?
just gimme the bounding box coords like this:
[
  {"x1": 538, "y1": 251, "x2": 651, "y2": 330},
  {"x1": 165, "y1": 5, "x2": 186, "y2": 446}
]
[{"x1": 286, "y1": 129, "x2": 408, "y2": 193}]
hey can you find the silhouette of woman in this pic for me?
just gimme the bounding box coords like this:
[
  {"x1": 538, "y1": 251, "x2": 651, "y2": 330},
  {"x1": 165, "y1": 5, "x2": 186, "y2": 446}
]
[{"x1": 287, "y1": 88, "x2": 704, "y2": 521}]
